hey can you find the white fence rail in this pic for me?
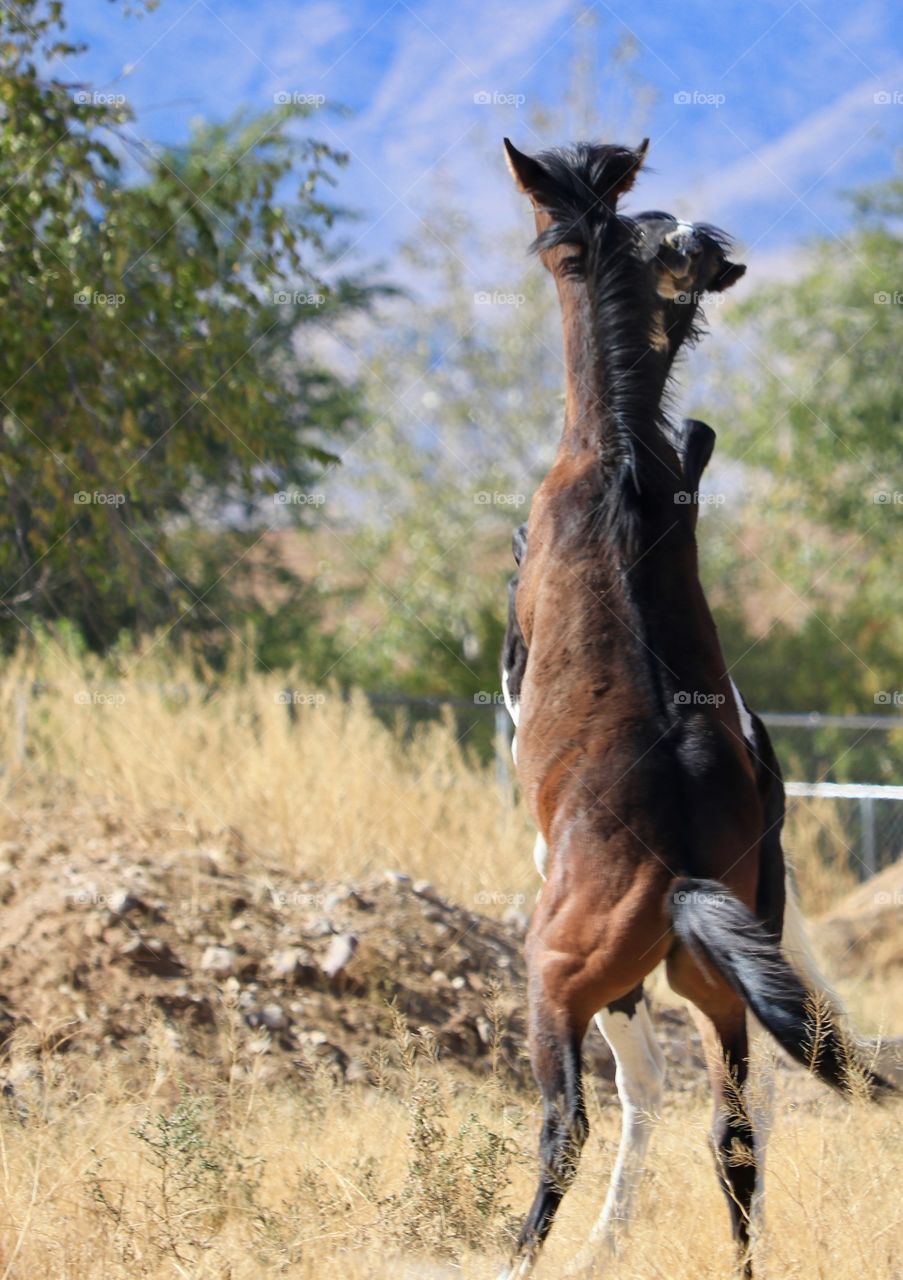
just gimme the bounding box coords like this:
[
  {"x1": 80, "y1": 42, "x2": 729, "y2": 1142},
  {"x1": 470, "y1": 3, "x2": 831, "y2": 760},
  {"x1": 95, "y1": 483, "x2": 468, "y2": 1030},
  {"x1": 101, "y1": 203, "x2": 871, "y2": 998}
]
[{"x1": 784, "y1": 781, "x2": 903, "y2": 878}]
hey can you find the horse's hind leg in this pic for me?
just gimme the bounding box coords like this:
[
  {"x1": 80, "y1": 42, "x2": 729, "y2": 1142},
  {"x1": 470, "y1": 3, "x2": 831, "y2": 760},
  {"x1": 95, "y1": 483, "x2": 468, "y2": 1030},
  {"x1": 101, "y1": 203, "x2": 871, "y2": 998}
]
[
  {"x1": 691, "y1": 1003, "x2": 757, "y2": 1277},
  {"x1": 588, "y1": 985, "x2": 665, "y2": 1253},
  {"x1": 498, "y1": 985, "x2": 589, "y2": 1279},
  {"x1": 563, "y1": 984, "x2": 665, "y2": 1276}
]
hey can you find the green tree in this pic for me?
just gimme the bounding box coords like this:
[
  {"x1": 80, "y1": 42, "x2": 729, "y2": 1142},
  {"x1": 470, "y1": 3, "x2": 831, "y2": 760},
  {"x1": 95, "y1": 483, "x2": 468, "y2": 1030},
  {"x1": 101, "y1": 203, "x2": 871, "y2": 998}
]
[
  {"x1": 696, "y1": 161, "x2": 903, "y2": 778},
  {"x1": 0, "y1": 0, "x2": 373, "y2": 653}
]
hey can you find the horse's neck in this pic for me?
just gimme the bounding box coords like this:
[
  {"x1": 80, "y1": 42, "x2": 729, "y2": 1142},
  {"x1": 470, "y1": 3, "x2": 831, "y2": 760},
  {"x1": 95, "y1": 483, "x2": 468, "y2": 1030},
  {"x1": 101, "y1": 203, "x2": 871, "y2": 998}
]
[
  {"x1": 556, "y1": 284, "x2": 607, "y2": 455},
  {"x1": 553, "y1": 274, "x2": 669, "y2": 470}
]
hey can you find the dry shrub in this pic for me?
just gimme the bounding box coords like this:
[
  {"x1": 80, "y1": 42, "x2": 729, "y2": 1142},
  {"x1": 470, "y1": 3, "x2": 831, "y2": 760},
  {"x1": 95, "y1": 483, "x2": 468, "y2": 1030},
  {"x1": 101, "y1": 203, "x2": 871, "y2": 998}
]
[{"x1": 0, "y1": 642, "x2": 535, "y2": 912}]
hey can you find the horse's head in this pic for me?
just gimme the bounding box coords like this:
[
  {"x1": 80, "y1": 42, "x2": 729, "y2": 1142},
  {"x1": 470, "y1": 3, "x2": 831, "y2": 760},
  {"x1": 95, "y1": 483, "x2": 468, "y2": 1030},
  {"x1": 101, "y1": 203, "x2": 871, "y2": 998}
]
[
  {"x1": 503, "y1": 137, "x2": 649, "y2": 279},
  {"x1": 632, "y1": 212, "x2": 746, "y2": 359},
  {"x1": 502, "y1": 138, "x2": 743, "y2": 516}
]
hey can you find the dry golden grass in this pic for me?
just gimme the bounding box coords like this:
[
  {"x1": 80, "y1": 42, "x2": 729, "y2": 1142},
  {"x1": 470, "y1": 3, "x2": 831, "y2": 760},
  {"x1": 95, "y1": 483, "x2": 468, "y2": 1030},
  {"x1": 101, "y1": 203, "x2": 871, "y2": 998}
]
[
  {"x1": 0, "y1": 1024, "x2": 900, "y2": 1279},
  {"x1": 0, "y1": 645, "x2": 899, "y2": 1279},
  {"x1": 0, "y1": 644, "x2": 869, "y2": 919},
  {"x1": 0, "y1": 644, "x2": 536, "y2": 913},
  {"x1": 783, "y1": 802, "x2": 861, "y2": 917}
]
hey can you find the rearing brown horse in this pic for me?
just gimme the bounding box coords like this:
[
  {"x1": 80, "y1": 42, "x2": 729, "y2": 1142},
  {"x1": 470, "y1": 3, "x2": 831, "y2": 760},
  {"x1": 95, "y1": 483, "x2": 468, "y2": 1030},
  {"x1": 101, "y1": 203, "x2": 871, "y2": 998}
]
[{"x1": 498, "y1": 138, "x2": 889, "y2": 1280}]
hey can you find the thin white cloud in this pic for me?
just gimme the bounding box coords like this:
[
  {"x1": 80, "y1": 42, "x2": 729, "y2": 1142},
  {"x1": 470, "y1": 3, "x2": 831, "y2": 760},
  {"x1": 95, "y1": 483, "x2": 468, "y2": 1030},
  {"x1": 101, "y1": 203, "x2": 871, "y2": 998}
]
[
  {"x1": 63, "y1": 0, "x2": 901, "y2": 278},
  {"x1": 698, "y1": 68, "x2": 903, "y2": 219},
  {"x1": 356, "y1": 0, "x2": 574, "y2": 152}
]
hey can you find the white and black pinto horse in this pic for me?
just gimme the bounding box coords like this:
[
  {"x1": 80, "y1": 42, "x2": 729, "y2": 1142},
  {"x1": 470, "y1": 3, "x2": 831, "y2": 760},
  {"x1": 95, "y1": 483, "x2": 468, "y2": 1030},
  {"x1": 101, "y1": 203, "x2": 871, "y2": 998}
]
[{"x1": 500, "y1": 417, "x2": 848, "y2": 1262}]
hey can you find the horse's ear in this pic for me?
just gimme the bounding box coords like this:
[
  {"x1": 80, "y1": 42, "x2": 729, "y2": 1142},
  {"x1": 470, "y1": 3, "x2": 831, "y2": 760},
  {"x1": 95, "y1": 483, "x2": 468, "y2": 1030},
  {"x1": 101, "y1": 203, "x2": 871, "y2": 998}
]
[
  {"x1": 709, "y1": 260, "x2": 746, "y2": 293},
  {"x1": 606, "y1": 138, "x2": 649, "y2": 201},
  {"x1": 682, "y1": 419, "x2": 716, "y2": 496},
  {"x1": 504, "y1": 139, "x2": 556, "y2": 206}
]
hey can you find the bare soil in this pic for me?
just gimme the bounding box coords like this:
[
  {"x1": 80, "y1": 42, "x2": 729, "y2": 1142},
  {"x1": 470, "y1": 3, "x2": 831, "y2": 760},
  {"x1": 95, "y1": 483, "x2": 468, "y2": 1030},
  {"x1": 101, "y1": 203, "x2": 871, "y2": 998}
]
[{"x1": 0, "y1": 799, "x2": 898, "y2": 1099}]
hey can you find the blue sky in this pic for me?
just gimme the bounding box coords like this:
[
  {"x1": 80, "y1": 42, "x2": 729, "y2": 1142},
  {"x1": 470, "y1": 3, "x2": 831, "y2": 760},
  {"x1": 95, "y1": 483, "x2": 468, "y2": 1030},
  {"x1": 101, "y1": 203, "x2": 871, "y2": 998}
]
[{"x1": 63, "y1": 0, "x2": 902, "y2": 283}]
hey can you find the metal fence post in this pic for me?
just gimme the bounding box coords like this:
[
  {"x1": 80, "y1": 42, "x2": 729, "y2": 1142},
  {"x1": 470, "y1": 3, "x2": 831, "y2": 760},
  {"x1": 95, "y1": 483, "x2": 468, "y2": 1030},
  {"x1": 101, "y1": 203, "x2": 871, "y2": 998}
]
[
  {"x1": 14, "y1": 684, "x2": 28, "y2": 766},
  {"x1": 859, "y1": 795, "x2": 877, "y2": 879},
  {"x1": 494, "y1": 704, "x2": 512, "y2": 806}
]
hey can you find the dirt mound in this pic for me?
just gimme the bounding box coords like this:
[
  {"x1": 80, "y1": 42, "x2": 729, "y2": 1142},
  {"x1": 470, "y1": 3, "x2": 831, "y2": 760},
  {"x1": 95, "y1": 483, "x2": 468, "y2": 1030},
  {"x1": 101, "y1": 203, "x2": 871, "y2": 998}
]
[
  {"x1": 0, "y1": 803, "x2": 706, "y2": 1096},
  {"x1": 817, "y1": 859, "x2": 903, "y2": 978}
]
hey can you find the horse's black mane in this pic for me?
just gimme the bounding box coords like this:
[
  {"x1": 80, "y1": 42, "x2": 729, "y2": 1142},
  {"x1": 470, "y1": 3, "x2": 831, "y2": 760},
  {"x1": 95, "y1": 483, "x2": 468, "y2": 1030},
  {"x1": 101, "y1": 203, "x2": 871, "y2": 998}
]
[
  {"x1": 527, "y1": 144, "x2": 679, "y2": 550},
  {"x1": 693, "y1": 222, "x2": 736, "y2": 253}
]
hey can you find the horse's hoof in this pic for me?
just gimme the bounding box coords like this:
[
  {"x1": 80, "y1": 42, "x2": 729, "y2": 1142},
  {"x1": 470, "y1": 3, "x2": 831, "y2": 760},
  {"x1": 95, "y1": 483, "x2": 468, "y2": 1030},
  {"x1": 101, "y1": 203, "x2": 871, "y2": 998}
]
[{"x1": 562, "y1": 1249, "x2": 597, "y2": 1279}]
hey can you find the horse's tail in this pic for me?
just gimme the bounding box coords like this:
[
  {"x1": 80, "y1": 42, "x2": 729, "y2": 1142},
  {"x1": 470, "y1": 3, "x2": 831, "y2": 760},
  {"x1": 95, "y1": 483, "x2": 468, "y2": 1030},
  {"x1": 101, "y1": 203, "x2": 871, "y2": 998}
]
[{"x1": 668, "y1": 876, "x2": 893, "y2": 1100}]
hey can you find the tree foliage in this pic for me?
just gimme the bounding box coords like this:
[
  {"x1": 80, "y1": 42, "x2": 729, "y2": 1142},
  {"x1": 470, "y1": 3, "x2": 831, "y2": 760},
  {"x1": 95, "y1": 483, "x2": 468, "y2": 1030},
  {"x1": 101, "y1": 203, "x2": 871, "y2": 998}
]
[
  {"x1": 0, "y1": 0, "x2": 371, "y2": 652},
  {"x1": 701, "y1": 162, "x2": 903, "y2": 718},
  {"x1": 688, "y1": 163, "x2": 903, "y2": 778}
]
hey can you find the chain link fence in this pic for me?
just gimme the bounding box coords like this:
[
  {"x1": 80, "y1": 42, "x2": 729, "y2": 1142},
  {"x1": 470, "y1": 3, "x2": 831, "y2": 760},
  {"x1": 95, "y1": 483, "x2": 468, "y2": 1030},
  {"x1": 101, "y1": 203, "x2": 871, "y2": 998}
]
[{"x1": 783, "y1": 783, "x2": 903, "y2": 880}]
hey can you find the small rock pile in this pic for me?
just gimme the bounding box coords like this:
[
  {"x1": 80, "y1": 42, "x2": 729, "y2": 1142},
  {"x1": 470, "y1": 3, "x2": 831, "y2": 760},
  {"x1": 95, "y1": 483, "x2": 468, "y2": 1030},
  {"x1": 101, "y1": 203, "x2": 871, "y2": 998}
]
[{"x1": 0, "y1": 804, "x2": 709, "y2": 1094}]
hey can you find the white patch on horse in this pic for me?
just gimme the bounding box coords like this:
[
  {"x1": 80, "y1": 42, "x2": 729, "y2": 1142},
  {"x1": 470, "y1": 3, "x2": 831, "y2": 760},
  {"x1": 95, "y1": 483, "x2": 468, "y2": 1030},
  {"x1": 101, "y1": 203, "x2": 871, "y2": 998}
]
[
  {"x1": 502, "y1": 667, "x2": 519, "y2": 765},
  {"x1": 532, "y1": 833, "x2": 548, "y2": 881},
  {"x1": 730, "y1": 677, "x2": 755, "y2": 746},
  {"x1": 496, "y1": 1258, "x2": 536, "y2": 1280},
  {"x1": 586, "y1": 1000, "x2": 665, "y2": 1252},
  {"x1": 502, "y1": 667, "x2": 520, "y2": 727}
]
